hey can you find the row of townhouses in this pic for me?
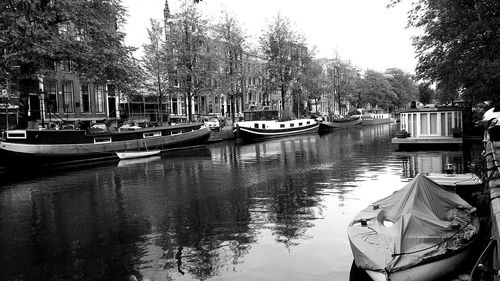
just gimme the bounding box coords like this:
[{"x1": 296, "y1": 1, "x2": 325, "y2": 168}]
[{"x1": 0, "y1": 1, "x2": 350, "y2": 131}]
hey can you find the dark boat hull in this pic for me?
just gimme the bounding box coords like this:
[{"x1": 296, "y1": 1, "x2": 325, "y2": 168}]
[
  {"x1": 319, "y1": 117, "x2": 362, "y2": 132},
  {"x1": 0, "y1": 124, "x2": 211, "y2": 168},
  {"x1": 234, "y1": 123, "x2": 319, "y2": 142}
]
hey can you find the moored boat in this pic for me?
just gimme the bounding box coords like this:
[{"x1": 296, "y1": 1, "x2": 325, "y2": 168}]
[
  {"x1": 348, "y1": 173, "x2": 480, "y2": 281},
  {"x1": 391, "y1": 105, "x2": 464, "y2": 150},
  {"x1": 233, "y1": 110, "x2": 319, "y2": 142},
  {"x1": 116, "y1": 150, "x2": 161, "y2": 160},
  {"x1": 0, "y1": 123, "x2": 211, "y2": 168},
  {"x1": 360, "y1": 112, "x2": 394, "y2": 126},
  {"x1": 319, "y1": 115, "x2": 362, "y2": 133}
]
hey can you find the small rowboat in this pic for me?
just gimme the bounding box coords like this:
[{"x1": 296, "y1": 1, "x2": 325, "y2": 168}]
[
  {"x1": 116, "y1": 150, "x2": 161, "y2": 160},
  {"x1": 348, "y1": 173, "x2": 480, "y2": 281}
]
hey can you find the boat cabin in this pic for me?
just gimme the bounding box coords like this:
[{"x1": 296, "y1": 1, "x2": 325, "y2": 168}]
[
  {"x1": 392, "y1": 106, "x2": 464, "y2": 150},
  {"x1": 243, "y1": 110, "x2": 279, "y2": 121}
]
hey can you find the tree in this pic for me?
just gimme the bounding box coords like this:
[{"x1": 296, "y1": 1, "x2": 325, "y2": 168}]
[
  {"x1": 385, "y1": 68, "x2": 418, "y2": 110},
  {"x1": 169, "y1": 1, "x2": 214, "y2": 121},
  {"x1": 390, "y1": 0, "x2": 500, "y2": 105},
  {"x1": 260, "y1": 13, "x2": 305, "y2": 120},
  {"x1": 418, "y1": 82, "x2": 435, "y2": 105},
  {"x1": 0, "y1": 0, "x2": 138, "y2": 126},
  {"x1": 212, "y1": 10, "x2": 246, "y2": 123},
  {"x1": 142, "y1": 19, "x2": 170, "y2": 125},
  {"x1": 359, "y1": 70, "x2": 396, "y2": 111},
  {"x1": 302, "y1": 59, "x2": 325, "y2": 115}
]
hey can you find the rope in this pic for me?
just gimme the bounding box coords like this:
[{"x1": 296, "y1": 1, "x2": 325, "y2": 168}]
[{"x1": 391, "y1": 218, "x2": 473, "y2": 257}]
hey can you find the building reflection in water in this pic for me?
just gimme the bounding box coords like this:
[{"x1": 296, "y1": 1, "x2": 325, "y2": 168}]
[
  {"x1": 0, "y1": 123, "x2": 428, "y2": 281},
  {"x1": 398, "y1": 151, "x2": 465, "y2": 178}
]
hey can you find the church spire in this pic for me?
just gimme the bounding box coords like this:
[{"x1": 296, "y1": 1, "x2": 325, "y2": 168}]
[{"x1": 164, "y1": 0, "x2": 170, "y2": 22}]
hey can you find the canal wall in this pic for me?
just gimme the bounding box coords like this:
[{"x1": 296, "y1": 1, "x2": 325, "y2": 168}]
[{"x1": 485, "y1": 130, "x2": 500, "y2": 280}]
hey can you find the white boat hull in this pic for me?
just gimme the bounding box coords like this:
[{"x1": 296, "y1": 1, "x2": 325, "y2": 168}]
[
  {"x1": 365, "y1": 239, "x2": 474, "y2": 281},
  {"x1": 116, "y1": 150, "x2": 161, "y2": 160}
]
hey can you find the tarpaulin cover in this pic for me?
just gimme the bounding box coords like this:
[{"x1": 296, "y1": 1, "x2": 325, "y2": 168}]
[{"x1": 347, "y1": 173, "x2": 479, "y2": 273}]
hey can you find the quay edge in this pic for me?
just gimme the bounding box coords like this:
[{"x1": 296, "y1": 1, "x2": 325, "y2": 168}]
[{"x1": 481, "y1": 127, "x2": 500, "y2": 280}]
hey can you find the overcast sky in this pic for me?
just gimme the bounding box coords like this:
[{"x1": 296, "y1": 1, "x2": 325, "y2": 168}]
[{"x1": 122, "y1": 0, "x2": 417, "y2": 74}]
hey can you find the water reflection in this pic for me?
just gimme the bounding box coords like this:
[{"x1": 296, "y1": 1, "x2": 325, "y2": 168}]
[{"x1": 1, "y1": 124, "x2": 481, "y2": 281}]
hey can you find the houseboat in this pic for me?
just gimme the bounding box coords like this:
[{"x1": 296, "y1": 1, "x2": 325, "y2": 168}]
[
  {"x1": 392, "y1": 105, "x2": 464, "y2": 150},
  {"x1": 0, "y1": 123, "x2": 211, "y2": 169},
  {"x1": 360, "y1": 112, "x2": 394, "y2": 126},
  {"x1": 233, "y1": 110, "x2": 319, "y2": 142}
]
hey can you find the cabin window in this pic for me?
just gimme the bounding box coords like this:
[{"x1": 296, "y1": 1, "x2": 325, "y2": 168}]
[
  {"x1": 170, "y1": 130, "x2": 182, "y2": 135},
  {"x1": 430, "y1": 113, "x2": 438, "y2": 135},
  {"x1": 420, "y1": 114, "x2": 428, "y2": 134},
  {"x1": 7, "y1": 131, "x2": 26, "y2": 139},
  {"x1": 143, "y1": 131, "x2": 161, "y2": 138},
  {"x1": 280, "y1": 124, "x2": 285, "y2": 128},
  {"x1": 261, "y1": 124, "x2": 265, "y2": 129},
  {"x1": 307, "y1": 121, "x2": 310, "y2": 125},
  {"x1": 440, "y1": 113, "x2": 446, "y2": 136},
  {"x1": 298, "y1": 123, "x2": 303, "y2": 126},
  {"x1": 254, "y1": 123, "x2": 259, "y2": 128},
  {"x1": 447, "y1": 113, "x2": 452, "y2": 135},
  {"x1": 94, "y1": 137, "x2": 111, "y2": 143},
  {"x1": 290, "y1": 123, "x2": 295, "y2": 127},
  {"x1": 411, "y1": 114, "x2": 417, "y2": 137}
]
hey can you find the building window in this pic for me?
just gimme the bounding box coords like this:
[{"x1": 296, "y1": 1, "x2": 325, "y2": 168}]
[
  {"x1": 81, "y1": 83, "x2": 90, "y2": 113},
  {"x1": 62, "y1": 81, "x2": 74, "y2": 113},
  {"x1": 44, "y1": 79, "x2": 58, "y2": 113},
  {"x1": 95, "y1": 85, "x2": 105, "y2": 113}
]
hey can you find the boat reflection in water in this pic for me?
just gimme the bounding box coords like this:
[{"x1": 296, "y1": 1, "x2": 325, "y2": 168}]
[{"x1": 2, "y1": 123, "x2": 484, "y2": 281}]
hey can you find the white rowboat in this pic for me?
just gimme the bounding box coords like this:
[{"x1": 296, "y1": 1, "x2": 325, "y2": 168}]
[{"x1": 116, "y1": 150, "x2": 161, "y2": 160}]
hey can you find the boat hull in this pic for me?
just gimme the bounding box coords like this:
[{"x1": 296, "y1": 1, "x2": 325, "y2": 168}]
[
  {"x1": 116, "y1": 150, "x2": 161, "y2": 160},
  {"x1": 319, "y1": 117, "x2": 362, "y2": 132},
  {"x1": 361, "y1": 118, "x2": 393, "y2": 126},
  {"x1": 234, "y1": 122, "x2": 319, "y2": 142},
  {"x1": 0, "y1": 124, "x2": 210, "y2": 168},
  {"x1": 365, "y1": 238, "x2": 475, "y2": 281}
]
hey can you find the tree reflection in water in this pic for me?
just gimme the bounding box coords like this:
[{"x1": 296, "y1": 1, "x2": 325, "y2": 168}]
[{"x1": 2, "y1": 124, "x2": 455, "y2": 281}]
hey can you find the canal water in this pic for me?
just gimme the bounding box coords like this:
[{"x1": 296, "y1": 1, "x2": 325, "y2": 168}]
[{"x1": 0, "y1": 124, "x2": 483, "y2": 281}]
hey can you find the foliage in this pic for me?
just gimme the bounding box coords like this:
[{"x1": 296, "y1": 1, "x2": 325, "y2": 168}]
[
  {"x1": 291, "y1": 46, "x2": 316, "y2": 117},
  {"x1": 0, "y1": 0, "x2": 137, "y2": 87},
  {"x1": 385, "y1": 68, "x2": 418, "y2": 110},
  {"x1": 212, "y1": 10, "x2": 246, "y2": 121},
  {"x1": 301, "y1": 59, "x2": 325, "y2": 114},
  {"x1": 359, "y1": 70, "x2": 396, "y2": 111},
  {"x1": 142, "y1": 19, "x2": 170, "y2": 124},
  {"x1": 169, "y1": 1, "x2": 215, "y2": 121},
  {"x1": 259, "y1": 13, "x2": 305, "y2": 119},
  {"x1": 391, "y1": 0, "x2": 500, "y2": 105},
  {"x1": 418, "y1": 82, "x2": 435, "y2": 105}
]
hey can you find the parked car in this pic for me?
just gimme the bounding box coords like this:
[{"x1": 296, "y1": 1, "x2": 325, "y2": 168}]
[{"x1": 204, "y1": 117, "x2": 221, "y2": 131}]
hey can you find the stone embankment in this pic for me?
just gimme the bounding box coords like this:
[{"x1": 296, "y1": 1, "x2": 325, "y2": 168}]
[{"x1": 483, "y1": 130, "x2": 500, "y2": 280}]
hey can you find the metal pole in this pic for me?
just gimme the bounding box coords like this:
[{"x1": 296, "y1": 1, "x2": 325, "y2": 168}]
[{"x1": 5, "y1": 76, "x2": 9, "y2": 130}]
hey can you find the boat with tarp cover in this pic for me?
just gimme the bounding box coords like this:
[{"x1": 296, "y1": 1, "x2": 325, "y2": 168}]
[
  {"x1": 0, "y1": 123, "x2": 210, "y2": 168},
  {"x1": 347, "y1": 173, "x2": 480, "y2": 281}
]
